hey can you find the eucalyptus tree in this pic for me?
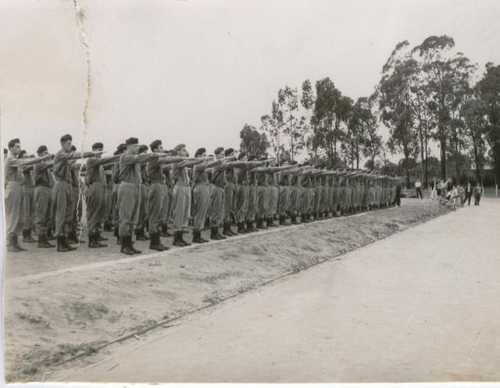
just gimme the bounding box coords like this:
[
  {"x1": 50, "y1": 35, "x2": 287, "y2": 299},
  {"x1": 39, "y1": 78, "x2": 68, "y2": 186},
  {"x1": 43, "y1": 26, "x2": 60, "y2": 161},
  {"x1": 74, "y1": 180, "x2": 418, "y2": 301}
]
[
  {"x1": 412, "y1": 35, "x2": 476, "y2": 179},
  {"x1": 376, "y1": 41, "x2": 419, "y2": 187}
]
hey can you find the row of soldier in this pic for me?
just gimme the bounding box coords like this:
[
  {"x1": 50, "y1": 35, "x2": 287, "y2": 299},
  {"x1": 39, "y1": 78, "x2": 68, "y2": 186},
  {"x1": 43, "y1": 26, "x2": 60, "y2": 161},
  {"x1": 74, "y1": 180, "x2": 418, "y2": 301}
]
[{"x1": 4, "y1": 135, "x2": 400, "y2": 254}]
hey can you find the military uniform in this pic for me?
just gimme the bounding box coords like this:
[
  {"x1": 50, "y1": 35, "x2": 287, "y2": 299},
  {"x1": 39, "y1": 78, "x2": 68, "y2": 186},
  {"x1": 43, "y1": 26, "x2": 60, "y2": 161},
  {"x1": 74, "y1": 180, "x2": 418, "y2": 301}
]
[
  {"x1": 21, "y1": 166, "x2": 35, "y2": 242},
  {"x1": 5, "y1": 155, "x2": 24, "y2": 249},
  {"x1": 34, "y1": 160, "x2": 54, "y2": 247},
  {"x1": 117, "y1": 150, "x2": 146, "y2": 254},
  {"x1": 52, "y1": 149, "x2": 78, "y2": 249}
]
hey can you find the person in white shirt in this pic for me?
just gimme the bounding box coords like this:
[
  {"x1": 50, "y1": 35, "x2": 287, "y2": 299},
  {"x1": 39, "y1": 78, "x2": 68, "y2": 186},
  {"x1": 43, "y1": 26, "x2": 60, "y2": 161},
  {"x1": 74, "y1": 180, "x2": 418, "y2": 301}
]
[{"x1": 415, "y1": 179, "x2": 423, "y2": 199}]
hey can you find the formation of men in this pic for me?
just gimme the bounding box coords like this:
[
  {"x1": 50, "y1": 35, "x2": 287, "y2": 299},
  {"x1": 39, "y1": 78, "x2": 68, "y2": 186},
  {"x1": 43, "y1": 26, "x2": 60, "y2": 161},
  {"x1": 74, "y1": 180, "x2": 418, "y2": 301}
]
[{"x1": 4, "y1": 136, "x2": 401, "y2": 254}]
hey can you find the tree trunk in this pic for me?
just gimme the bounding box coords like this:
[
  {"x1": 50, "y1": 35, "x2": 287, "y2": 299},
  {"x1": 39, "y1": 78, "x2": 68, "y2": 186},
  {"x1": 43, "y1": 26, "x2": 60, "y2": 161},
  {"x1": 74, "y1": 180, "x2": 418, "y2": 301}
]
[
  {"x1": 439, "y1": 134, "x2": 447, "y2": 180},
  {"x1": 472, "y1": 140, "x2": 481, "y2": 183},
  {"x1": 424, "y1": 135, "x2": 429, "y2": 188},
  {"x1": 355, "y1": 141, "x2": 359, "y2": 169}
]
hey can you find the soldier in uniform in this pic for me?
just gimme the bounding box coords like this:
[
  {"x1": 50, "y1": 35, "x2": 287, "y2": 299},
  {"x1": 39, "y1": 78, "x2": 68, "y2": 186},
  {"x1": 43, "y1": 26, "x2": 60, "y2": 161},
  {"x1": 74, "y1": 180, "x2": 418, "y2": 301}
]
[
  {"x1": 135, "y1": 145, "x2": 150, "y2": 241},
  {"x1": 268, "y1": 168, "x2": 280, "y2": 227},
  {"x1": 85, "y1": 142, "x2": 119, "y2": 248},
  {"x1": 233, "y1": 153, "x2": 252, "y2": 233},
  {"x1": 112, "y1": 143, "x2": 127, "y2": 244},
  {"x1": 223, "y1": 148, "x2": 237, "y2": 236},
  {"x1": 160, "y1": 165, "x2": 174, "y2": 238},
  {"x1": 118, "y1": 137, "x2": 159, "y2": 255},
  {"x1": 146, "y1": 141, "x2": 188, "y2": 250},
  {"x1": 66, "y1": 145, "x2": 83, "y2": 245},
  {"x1": 254, "y1": 164, "x2": 270, "y2": 229},
  {"x1": 52, "y1": 135, "x2": 99, "y2": 252},
  {"x1": 246, "y1": 161, "x2": 258, "y2": 232},
  {"x1": 278, "y1": 169, "x2": 291, "y2": 225},
  {"x1": 192, "y1": 148, "x2": 225, "y2": 243},
  {"x1": 18, "y1": 150, "x2": 37, "y2": 243},
  {"x1": 5, "y1": 139, "x2": 51, "y2": 252},
  {"x1": 208, "y1": 147, "x2": 226, "y2": 240},
  {"x1": 33, "y1": 145, "x2": 55, "y2": 248},
  {"x1": 170, "y1": 144, "x2": 204, "y2": 246},
  {"x1": 146, "y1": 139, "x2": 169, "y2": 251}
]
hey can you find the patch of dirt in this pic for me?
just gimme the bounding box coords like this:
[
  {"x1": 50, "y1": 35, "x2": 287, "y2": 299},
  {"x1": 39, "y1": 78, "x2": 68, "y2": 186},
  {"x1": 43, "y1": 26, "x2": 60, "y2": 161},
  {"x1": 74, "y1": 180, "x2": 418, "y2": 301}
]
[{"x1": 4, "y1": 199, "x2": 449, "y2": 382}]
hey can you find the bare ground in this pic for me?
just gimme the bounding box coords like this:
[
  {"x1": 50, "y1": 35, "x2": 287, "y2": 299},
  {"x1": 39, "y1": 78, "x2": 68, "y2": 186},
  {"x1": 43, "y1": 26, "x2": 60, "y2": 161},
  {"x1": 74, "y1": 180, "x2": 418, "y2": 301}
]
[{"x1": 4, "y1": 199, "x2": 448, "y2": 382}]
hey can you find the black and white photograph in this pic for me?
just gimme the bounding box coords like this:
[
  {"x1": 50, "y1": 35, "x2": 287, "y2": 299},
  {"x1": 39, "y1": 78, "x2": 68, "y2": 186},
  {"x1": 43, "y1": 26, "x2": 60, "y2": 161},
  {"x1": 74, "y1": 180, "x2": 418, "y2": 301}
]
[{"x1": 1, "y1": 0, "x2": 500, "y2": 384}]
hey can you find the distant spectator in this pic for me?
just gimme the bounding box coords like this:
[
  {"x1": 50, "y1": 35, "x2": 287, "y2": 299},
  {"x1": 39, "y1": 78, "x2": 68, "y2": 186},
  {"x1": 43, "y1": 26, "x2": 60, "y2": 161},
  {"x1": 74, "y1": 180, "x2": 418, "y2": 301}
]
[
  {"x1": 415, "y1": 179, "x2": 423, "y2": 199},
  {"x1": 449, "y1": 185, "x2": 459, "y2": 210},
  {"x1": 394, "y1": 180, "x2": 402, "y2": 207},
  {"x1": 473, "y1": 183, "x2": 483, "y2": 206},
  {"x1": 457, "y1": 184, "x2": 465, "y2": 207},
  {"x1": 465, "y1": 181, "x2": 473, "y2": 206},
  {"x1": 430, "y1": 179, "x2": 438, "y2": 200},
  {"x1": 439, "y1": 180, "x2": 447, "y2": 199}
]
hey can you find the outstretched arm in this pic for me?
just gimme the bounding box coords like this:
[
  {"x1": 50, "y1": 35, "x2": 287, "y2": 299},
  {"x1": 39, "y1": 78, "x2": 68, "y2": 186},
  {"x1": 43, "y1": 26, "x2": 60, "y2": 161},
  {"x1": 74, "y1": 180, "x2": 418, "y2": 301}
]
[
  {"x1": 177, "y1": 158, "x2": 205, "y2": 168},
  {"x1": 96, "y1": 154, "x2": 121, "y2": 166},
  {"x1": 16, "y1": 154, "x2": 53, "y2": 167},
  {"x1": 158, "y1": 156, "x2": 190, "y2": 165}
]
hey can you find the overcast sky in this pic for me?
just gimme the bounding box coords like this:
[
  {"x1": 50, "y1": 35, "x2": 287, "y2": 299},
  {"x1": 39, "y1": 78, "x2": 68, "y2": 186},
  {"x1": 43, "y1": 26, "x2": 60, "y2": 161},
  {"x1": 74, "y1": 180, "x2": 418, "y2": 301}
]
[{"x1": 1, "y1": 0, "x2": 500, "y2": 157}]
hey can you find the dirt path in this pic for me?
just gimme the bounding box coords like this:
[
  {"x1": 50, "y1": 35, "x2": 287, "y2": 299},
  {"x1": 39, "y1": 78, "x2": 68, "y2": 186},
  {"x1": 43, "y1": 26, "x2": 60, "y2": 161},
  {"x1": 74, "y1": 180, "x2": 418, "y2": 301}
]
[
  {"x1": 50, "y1": 199, "x2": 500, "y2": 382},
  {"x1": 4, "y1": 199, "x2": 448, "y2": 381}
]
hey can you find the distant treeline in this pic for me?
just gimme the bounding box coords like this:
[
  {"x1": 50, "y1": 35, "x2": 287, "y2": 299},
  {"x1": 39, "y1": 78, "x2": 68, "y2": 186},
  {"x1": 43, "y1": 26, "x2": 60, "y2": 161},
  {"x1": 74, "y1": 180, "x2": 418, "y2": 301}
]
[{"x1": 239, "y1": 35, "x2": 500, "y2": 188}]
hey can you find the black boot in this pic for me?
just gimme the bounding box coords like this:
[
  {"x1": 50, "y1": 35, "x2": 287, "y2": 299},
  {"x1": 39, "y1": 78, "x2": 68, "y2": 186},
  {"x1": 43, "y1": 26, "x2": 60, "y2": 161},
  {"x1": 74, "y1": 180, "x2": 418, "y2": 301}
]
[
  {"x1": 181, "y1": 231, "x2": 191, "y2": 246},
  {"x1": 89, "y1": 232, "x2": 107, "y2": 248},
  {"x1": 210, "y1": 227, "x2": 225, "y2": 240},
  {"x1": 237, "y1": 222, "x2": 247, "y2": 234},
  {"x1": 47, "y1": 229, "x2": 56, "y2": 241},
  {"x1": 130, "y1": 237, "x2": 142, "y2": 254},
  {"x1": 223, "y1": 223, "x2": 233, "y2": 237},
  {"x1": 96, "y1": 230, "x2": 108, "y2": 242},
  {"x1": 7, "y1": 233, "x2": 25, "y2": 252},
  {"x1": 22, "y1": 229, "x2": 36, "y2": 243},
  {"x1": 135, "y1": 228, "x2": 146, "y2": 241},
  {"x1": 192, "y1": 229, "x2": 208, "y2": 244},
  {"x1": 120, "y1": 235, "x2": 136, "y2": 255},
  {"x1": 160, "y1": 223, "x2": 172, "y2": 237},
  {"x1": 38, "y1": 232, "x2": 55, "y2": 248},
  {"x1": 66, "y1": 231, "x2": 77, "y2": 245},
  {"x1": 63, "y1": 235, "x2": 77, "y2": 251},
  {"x1": 57, "y1": 236, "x2": 72, "y2": 252},
  {"x1": 149, "y1": 232, "x2": 168, "y2": 251},
  {"x1": 246, "y1": 221, "x2": 256, "y2": 232},
  {"x1": 173, "y1": 231, "x2": 186, "y2": 247}
]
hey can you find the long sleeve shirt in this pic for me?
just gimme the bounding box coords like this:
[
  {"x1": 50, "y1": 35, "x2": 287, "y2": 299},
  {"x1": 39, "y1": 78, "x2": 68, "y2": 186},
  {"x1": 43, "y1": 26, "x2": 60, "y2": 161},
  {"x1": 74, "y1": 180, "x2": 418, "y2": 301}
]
[
  {"x1": 119, "y1": 153, "x2": 143, "y2": 184},
  {"x1": 53, "y1": 150, "x2": 74, "y2": 183}
]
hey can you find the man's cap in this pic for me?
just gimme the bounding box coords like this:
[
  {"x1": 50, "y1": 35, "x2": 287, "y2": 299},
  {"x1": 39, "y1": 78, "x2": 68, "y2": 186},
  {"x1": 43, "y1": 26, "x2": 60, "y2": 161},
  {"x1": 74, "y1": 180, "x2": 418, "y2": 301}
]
[
  {"x1": 125, "y1": 137, "x2": 139, "y2": 145},
  {"x1": 19, "y1": 150, "x2": 27, "y2": 158},
  {"x1": 92, "y1": 142, "x2": 103, "y2": 150},
  {"x1": 224, "y1": 148, "x2": 235, "y2": 157},
  {"x1": 70, "y1": 145, "x2": 77, "y2": 151},
  {"x1": 174, "y1": 144, "x2": 186, "y2": 152},
  {"x1": 214, "y1": 147, "x2": 224, "y2": 155},
  {"x1": 150, "y1": 139, "x2": 162, "y2": 151},
  {"x1": 37, "y1": 145, "x2": 48, "y2": 155},
  {"x1": 195, "y1": 147, "x2": 206, "y2": 157},
  {"x1": 138, "y1": 145, "x2": 148, "y2": 153},
  {"x1": 237, "y1": 152, "x2": 247, "y2": 160},
  {"x1": 60, "y1": 134, "x2": 72, "y2": 143}
]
